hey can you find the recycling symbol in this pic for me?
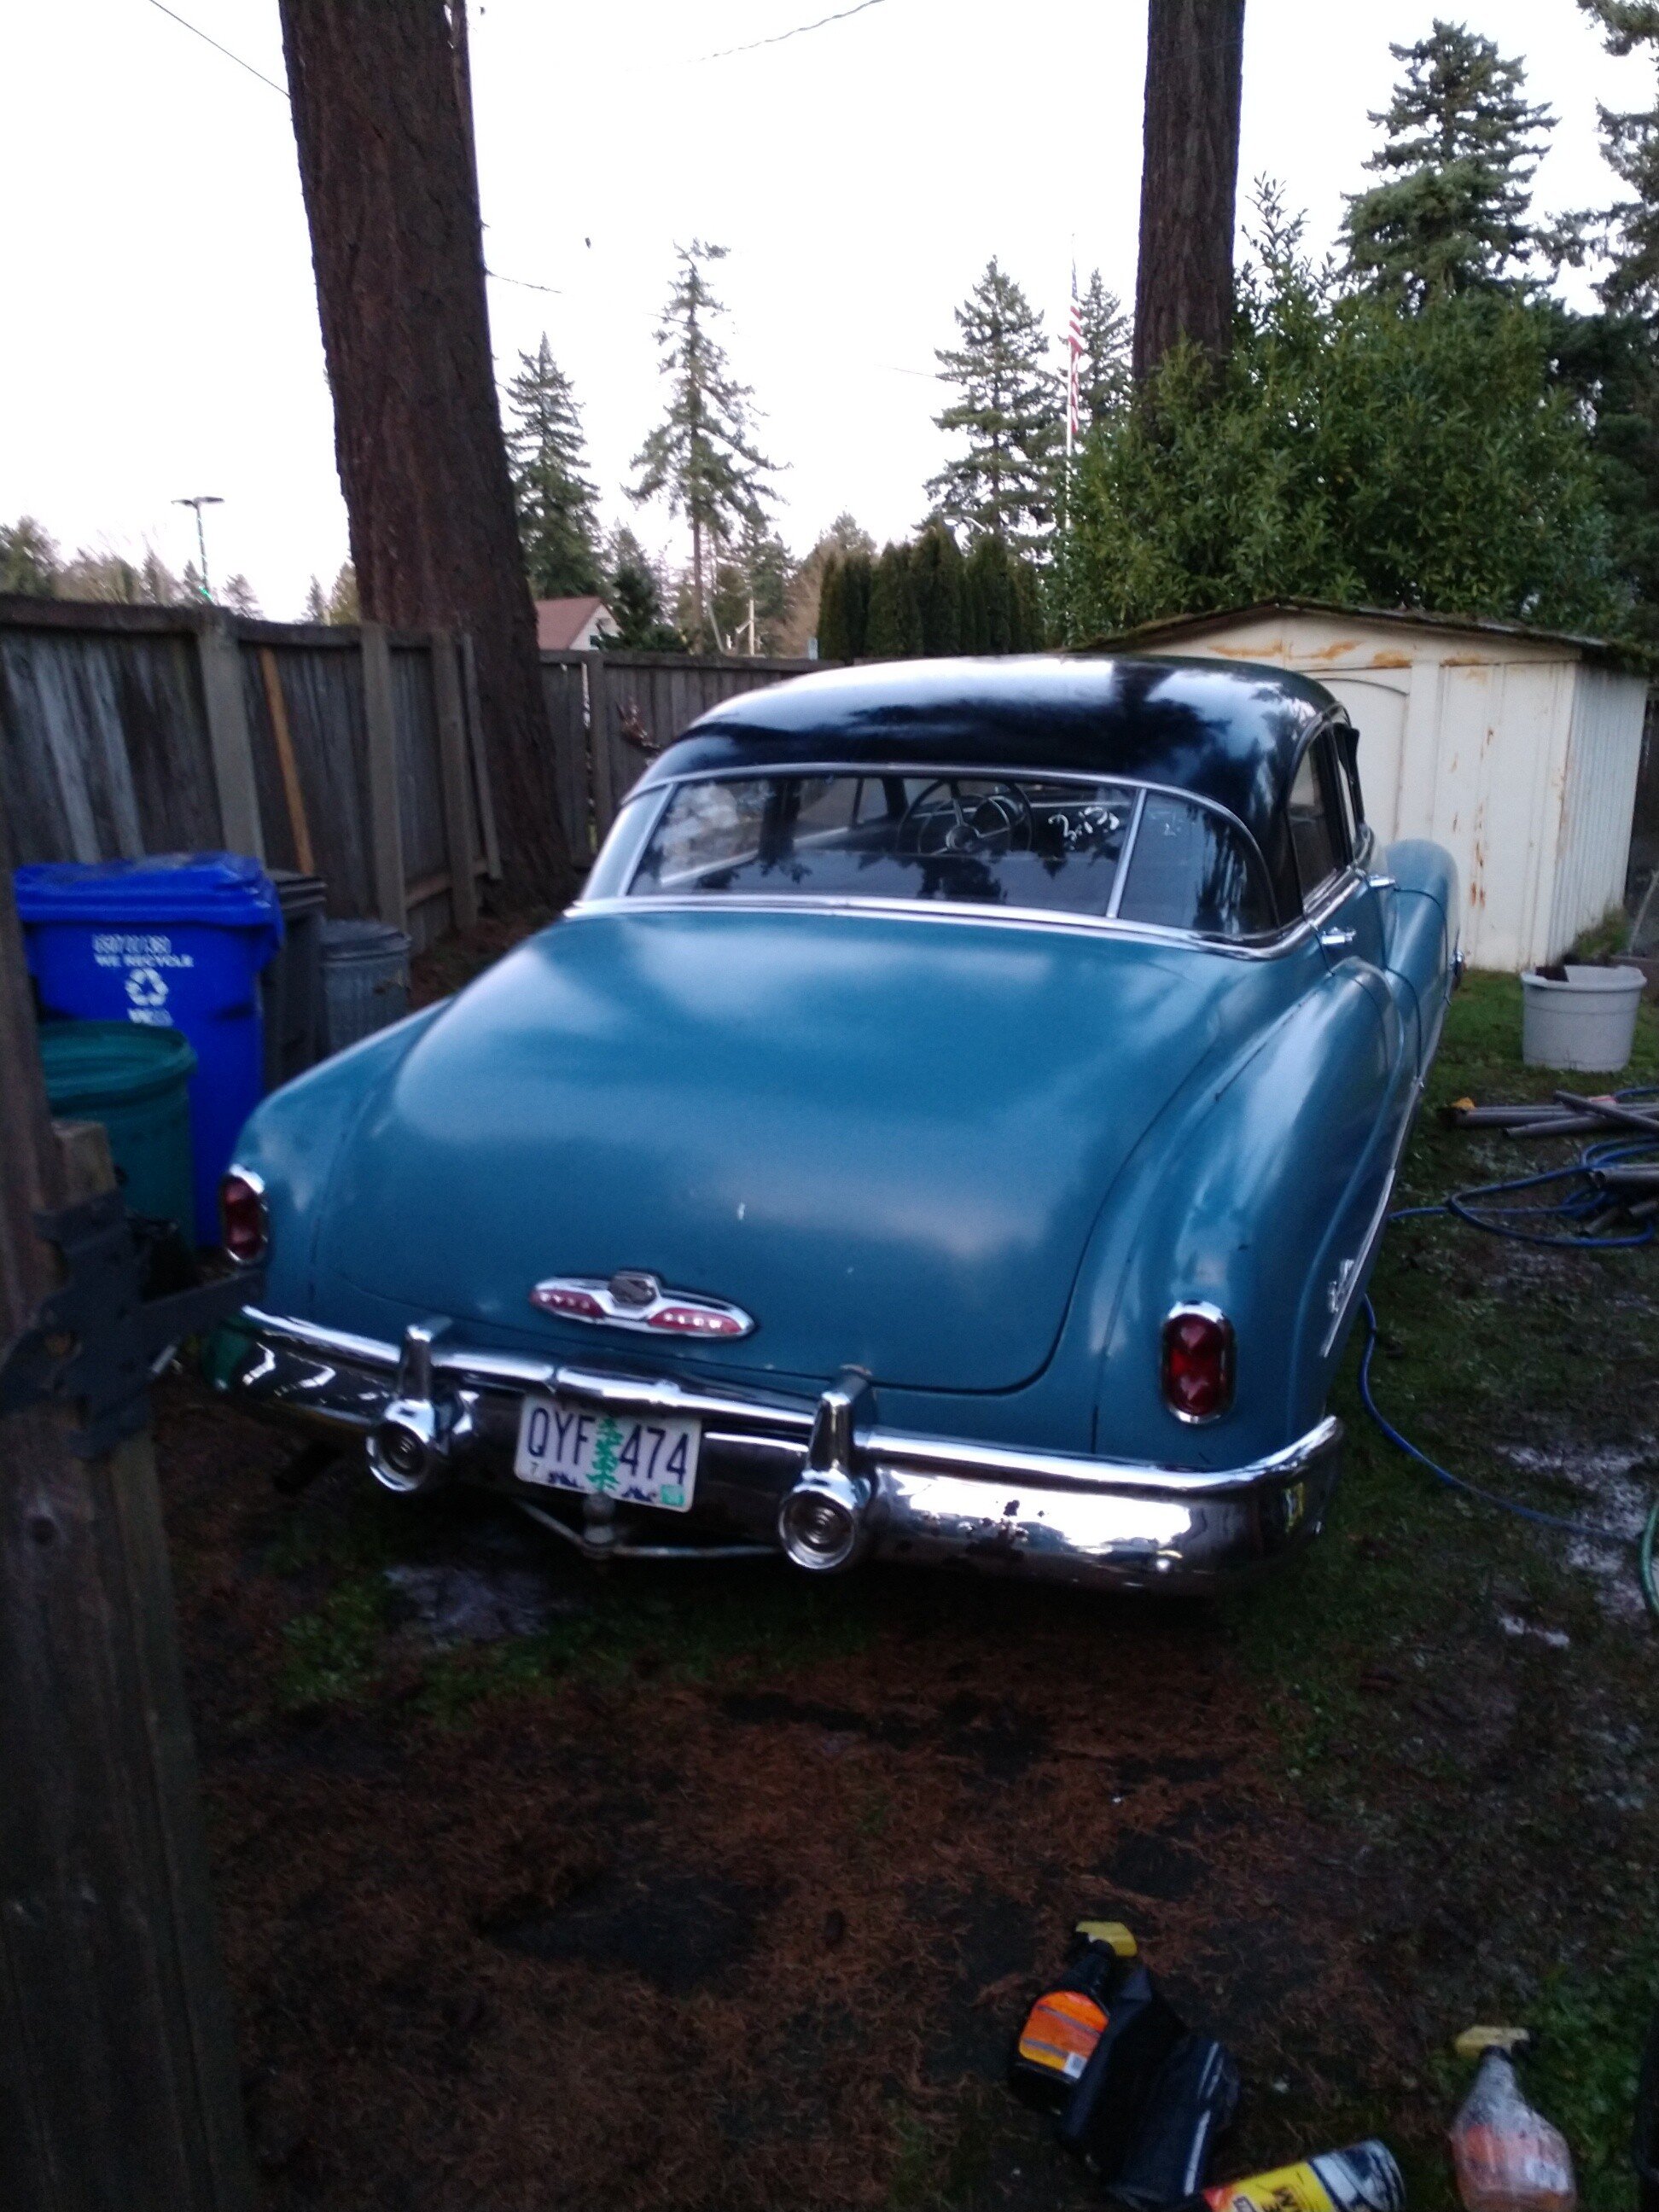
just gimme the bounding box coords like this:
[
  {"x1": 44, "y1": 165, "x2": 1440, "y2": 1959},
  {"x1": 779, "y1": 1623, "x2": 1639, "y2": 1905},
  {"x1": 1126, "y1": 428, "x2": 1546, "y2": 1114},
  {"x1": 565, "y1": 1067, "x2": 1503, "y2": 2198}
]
[{"x1": 125, "y1": 965, "x2": 169, "y2": 1009}]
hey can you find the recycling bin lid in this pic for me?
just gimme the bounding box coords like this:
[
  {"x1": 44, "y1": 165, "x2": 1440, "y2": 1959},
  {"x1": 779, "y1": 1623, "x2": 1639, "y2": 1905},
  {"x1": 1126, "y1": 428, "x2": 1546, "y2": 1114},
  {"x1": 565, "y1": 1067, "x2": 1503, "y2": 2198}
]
[{"x1": 14, "y1": 853, "x2": 284, "y2": 937}]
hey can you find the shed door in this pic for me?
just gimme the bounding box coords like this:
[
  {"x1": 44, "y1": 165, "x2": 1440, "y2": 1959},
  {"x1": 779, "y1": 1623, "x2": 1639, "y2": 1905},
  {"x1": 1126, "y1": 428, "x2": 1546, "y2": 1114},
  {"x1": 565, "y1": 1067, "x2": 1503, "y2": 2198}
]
[{"x1": 1319, "y1": 677, "x2": 1408, "y2": 847}]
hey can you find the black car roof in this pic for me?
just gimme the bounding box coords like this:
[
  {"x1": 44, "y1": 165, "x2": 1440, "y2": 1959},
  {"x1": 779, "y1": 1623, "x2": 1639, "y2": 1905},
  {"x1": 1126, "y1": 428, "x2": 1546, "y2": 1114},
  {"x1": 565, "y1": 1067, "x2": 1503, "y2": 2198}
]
[{"x1": 638, "y1": 655, "x2": 1341, "y2": 874}]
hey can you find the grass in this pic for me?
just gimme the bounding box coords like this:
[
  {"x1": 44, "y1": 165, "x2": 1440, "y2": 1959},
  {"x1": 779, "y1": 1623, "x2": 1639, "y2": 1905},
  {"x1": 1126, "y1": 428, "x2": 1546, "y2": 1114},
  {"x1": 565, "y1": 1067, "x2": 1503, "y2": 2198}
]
[{"x1": 1226, "y1": 970, "x2": 1659, "y2": 2207}]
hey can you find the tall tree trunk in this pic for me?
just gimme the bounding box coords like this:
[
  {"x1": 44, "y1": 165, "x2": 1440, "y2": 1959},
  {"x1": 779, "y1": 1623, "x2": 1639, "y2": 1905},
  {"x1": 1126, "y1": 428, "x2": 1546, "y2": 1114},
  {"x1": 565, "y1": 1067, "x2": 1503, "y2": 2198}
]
[
  {"x1": 277, "y1": 0, "x2": 575, "y2": 906},
  {"x1": 1132, "y1": 0, "x2": 1246, "y2": 382}
]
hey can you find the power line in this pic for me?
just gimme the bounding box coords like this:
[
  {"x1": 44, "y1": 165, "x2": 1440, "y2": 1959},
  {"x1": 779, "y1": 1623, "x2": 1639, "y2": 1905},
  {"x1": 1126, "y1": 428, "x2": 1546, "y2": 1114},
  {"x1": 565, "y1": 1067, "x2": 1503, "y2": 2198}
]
[
  {"x1": 696, "y1": 0, "x2": 893, "y2": 64},
  {"x1": 143, "y1": 0, "x2": 288, "y2": 96}
]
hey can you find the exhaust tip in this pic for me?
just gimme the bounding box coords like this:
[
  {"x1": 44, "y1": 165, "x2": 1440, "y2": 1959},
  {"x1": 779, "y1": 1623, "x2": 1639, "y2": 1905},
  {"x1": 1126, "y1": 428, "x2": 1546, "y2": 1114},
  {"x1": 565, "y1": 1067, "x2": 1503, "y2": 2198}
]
[
  {"x1": 778, "y1": 1469, "x2": 870, "y2": 1573},
  {"x1": 367, "y1": 1400, "x2": 448, "y2": 1495}
]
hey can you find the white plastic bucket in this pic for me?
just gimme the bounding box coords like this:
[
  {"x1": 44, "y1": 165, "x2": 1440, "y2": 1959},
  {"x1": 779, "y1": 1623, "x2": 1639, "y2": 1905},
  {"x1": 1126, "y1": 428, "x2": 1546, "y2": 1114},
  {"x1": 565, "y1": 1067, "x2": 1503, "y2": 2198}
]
[{"x1": 1521, "y1": 963, "x2": 1646, "y2": 1072}]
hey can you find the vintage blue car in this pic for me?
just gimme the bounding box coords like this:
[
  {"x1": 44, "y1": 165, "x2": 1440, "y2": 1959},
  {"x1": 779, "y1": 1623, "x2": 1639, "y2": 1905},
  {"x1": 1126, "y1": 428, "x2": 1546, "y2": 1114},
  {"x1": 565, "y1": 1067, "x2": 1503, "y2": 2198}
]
[{"x1": 215, "y1": 656, "x2": 1457, "y2": 1592}]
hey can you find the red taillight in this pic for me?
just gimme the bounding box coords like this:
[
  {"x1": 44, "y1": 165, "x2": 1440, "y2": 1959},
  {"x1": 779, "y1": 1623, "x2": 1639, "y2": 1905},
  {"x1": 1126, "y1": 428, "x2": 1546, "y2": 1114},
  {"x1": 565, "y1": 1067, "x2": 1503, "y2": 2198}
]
[
  {"x1": 646, "y1": 1305, "x2": 746, "y2": 1336},
  {"x1": 219, "y1": 1172, "x2": 268, "y2": 1265},
  {"x1": 531, "y1": 1285, "x2": 608, "y2": 1320},
  {"x1": 1161, "y1": 1304, "x2": 1234, "y2": 1422}
]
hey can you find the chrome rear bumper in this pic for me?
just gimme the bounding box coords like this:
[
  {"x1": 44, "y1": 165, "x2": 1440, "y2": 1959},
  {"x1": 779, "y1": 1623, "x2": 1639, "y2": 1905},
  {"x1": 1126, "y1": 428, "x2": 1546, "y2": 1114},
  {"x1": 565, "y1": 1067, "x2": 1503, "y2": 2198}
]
[{"x1": 213, "y1": 1307, "x2": 1341, "y2": 1594}]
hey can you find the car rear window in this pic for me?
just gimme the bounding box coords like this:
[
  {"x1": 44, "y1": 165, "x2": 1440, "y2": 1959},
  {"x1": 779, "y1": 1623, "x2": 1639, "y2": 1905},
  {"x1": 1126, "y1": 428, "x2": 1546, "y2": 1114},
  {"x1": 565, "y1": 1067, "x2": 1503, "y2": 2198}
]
[{"x1": 621, "y1": 773, "x2": 1272, "y2": 936}]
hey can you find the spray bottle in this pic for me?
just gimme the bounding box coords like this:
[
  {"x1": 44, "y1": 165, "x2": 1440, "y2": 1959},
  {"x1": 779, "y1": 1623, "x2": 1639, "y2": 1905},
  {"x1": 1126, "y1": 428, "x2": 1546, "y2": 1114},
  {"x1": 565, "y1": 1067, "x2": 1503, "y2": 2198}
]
[{"x1": 1450, "y1": 2029, "x2": 1575, "y2": 2212}]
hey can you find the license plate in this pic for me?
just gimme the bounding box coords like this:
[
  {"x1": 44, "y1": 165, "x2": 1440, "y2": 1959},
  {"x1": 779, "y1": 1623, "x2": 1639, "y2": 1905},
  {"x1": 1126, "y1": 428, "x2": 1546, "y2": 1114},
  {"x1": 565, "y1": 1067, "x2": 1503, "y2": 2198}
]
[{"x1": 513, "y1": 1394, "x2": 700, "y2": 1512}]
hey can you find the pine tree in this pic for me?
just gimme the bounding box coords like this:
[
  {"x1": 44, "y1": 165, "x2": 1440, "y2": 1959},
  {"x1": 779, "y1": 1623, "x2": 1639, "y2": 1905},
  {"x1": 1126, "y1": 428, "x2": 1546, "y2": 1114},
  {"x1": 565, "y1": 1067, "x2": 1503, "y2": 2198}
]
[
  {"x1": 325, "y1": 562, "x2": 358, "y2": 625},
  {"x1": 966, "y1": 534, "x2": 1014, "y2": 652},
  {"x1": 928, "y1": 259, "x2": 1062, "y2": 550},
  {"x1": 219, "y1": 573, "x2": 261, "y2": 615},
  {"x1": 911, "y1": 522, "x2": 964, "y2": 655},
  {"x1": 504, "y1": 335, "x2": 601, "y2": 599},
  {"x1": 1075, "y1": 272, "x2": 1132, "y2": 430},
  {"x1": 1577, "y1": 1, "x2": 1659, "y2": 316},
  {"x1": 0, "y1": 516, "x2": 60, "y2": 595},
  {"x1": 601, "y1": 527, "x2": 683, "y2": 651},
  {"x1": 866, "y1": 543, "x2": 923, "y2": 658},
  {"x1": 303, "y1": 576, "x2": 328, "y2": 622},
  {"x1": 711, "y1": 515, "x2": 795, "y2": 653},
  {"x1": 1344, "y1": 21, "x2": 1554, "y2": 305},
  {"x1": 631, "y1": 242, "x2": 777, "y2": 652},
  {"x1": 817, "y1": 556, "x2": 849, "y2": 660},
  {"x1": 835, "y1": 548, "x2": 873, "y2": 657}
]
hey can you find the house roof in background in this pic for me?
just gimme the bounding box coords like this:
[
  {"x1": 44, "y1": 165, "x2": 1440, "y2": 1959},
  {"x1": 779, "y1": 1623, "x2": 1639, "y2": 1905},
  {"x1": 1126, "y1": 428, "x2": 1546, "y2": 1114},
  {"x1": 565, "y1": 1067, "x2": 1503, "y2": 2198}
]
[
  {"x1": 1103, "y1": 598, "x2": 1650, "y2": 674},
  {"x1": 534, "y1": 595, "x2": 613, "y2": 650}
]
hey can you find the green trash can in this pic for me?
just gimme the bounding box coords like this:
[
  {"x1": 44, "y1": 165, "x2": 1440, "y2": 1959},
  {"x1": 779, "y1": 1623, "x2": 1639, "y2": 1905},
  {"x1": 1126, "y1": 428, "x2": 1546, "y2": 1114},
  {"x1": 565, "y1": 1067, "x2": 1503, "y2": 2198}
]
[{"x1": 37, "y1": 1020, "x2": 198, "y2": 1244}]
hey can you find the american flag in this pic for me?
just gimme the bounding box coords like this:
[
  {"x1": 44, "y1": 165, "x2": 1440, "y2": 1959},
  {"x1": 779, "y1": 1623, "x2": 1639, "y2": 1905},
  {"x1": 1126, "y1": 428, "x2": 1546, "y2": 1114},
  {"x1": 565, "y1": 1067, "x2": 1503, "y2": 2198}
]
[{"x1": 1067, "y1": 265, "x2": 1084, "y2": 447}]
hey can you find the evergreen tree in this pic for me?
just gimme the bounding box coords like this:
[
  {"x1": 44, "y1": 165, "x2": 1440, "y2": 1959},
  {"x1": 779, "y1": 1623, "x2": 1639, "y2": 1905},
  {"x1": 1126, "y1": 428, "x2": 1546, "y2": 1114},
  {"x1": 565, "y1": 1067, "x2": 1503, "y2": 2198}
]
[
  {"x1": 631, "y1": 242, "x2": 777, "y2": 652},
  {"x1": 1075, "y1": 271, "x2": 1132, "y2": 430},
  {"x1": 1069, "y1": 193, "x2": 1626, "y2": 639},
  {"x1": 303, "y1": 575, "x2": 329, "y2": 623},
  {"x1": 601, "y1": 527, "x2": 684, "y2": 651},
  {"x1": 219, "y1": 573, "x2": 261, "y2": 615},
  {"x1": 1577, "y1": 0, "x2": 1659, "y2": 315},
  {"x1": 817, "y1": 556, "x2": 849, "y2": 660},
  {"x1": 711, "y1": 515, "x2": 795, "y2": 653},
  {"x1": 324, "y1": 562, "x2": 358, "y2": 624},
  {"x1": 928, "y1": 259, "x2": 1062, "y2": 550},
  {"x1": 866, "y1": 543, "x2": 923, "y2": 658},
  {"x1": 966, "y1": 534, "x2": 1015, "y2": 652},
  {"x1": 1012, "y1": 559, "x2": 1045, "y2": 651},
  {"x1": 1344, "y1": 22, "x2": 1554, "y2": 305},
  {"x1": 837, "y1": 547, "x2": 873, "y2": 657},
  {"x1": 911, "y1": 521, "x2": 964, "y2": 655},
  {"x1": 505, "y1": 335, "x2": 601, "y2": 598},
  {"x1": 0, "y1": 516, "x2": 60, "y2": 595}
]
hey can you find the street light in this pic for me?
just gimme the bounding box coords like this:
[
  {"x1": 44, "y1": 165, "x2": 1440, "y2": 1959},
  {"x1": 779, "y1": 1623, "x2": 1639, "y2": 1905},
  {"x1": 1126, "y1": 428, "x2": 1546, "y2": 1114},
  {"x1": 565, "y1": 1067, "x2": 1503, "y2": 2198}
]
[{"x1": 172, "y1": 495, "x2": 224, "y2": 602}]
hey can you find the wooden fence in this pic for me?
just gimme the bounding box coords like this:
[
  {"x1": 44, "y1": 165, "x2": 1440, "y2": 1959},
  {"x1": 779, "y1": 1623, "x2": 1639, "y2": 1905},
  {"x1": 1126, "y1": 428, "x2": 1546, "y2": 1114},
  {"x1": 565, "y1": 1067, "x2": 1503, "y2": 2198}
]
[
  {"x1": 0, "y1": 597, "x2": 814, "y2": 946},
  {"x1": 541, "y1": 649, "x2": 817, "y2": 844}
]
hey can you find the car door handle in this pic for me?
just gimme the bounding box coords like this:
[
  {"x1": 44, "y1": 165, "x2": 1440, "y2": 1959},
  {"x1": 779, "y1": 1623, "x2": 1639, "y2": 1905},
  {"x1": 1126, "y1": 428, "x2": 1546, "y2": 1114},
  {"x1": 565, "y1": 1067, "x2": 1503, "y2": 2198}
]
[
  {"x1": 1366, "y1": 874, "x2": 1397, "y2": 892},
  {"x1": 1319, "y1": 927, "x2": 1357, "y2": 950}
]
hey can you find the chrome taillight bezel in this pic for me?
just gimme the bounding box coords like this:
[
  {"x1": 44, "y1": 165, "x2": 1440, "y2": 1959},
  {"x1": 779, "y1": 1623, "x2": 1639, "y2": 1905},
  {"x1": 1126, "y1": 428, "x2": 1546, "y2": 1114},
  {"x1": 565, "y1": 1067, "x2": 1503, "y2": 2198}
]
[
  {"x1": 1161, "y1": 1300, "x2": 1236, "y2": 1424},
  {"x1": 219, "y1": 1167, "x2": 269, "y2": 1266}
]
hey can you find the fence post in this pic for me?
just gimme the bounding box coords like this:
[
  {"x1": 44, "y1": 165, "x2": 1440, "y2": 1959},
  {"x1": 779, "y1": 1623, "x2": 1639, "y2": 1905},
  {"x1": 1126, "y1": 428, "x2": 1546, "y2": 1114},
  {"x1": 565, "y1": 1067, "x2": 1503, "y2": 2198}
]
[
  {"x1": 359, "y1": 623, "x2": 408, "y2": 932},
  {"x1": 459, "y1": 634, "x2": 503, "y2": 882},
  {"x1": 587, "y1": 652, "x2": 615, "y2": 839},
  {"x1": 0, "y1": 838, "x2": 254, "y2": 2212},
  {"x1": 430, "y1": 632, "x2": 479, "y2": 934},
  {"x1": 197, "y1": 614, "x2": 264, "y2": 862}
]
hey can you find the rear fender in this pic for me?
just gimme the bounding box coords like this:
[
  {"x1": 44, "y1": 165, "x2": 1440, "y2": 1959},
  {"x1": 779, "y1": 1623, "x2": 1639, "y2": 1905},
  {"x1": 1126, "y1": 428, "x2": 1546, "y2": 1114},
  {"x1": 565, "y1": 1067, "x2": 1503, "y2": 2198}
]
[{"x1": 1074, "y1": 956, "x2": 1394, "y2": 1464}]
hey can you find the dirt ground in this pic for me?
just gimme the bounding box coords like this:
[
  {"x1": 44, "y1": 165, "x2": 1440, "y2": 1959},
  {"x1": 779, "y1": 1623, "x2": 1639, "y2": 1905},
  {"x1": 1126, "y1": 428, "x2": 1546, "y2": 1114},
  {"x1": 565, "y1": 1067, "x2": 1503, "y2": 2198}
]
[{"x1": 155, "y1": 968, "x2": 1659, "y2": 2211}]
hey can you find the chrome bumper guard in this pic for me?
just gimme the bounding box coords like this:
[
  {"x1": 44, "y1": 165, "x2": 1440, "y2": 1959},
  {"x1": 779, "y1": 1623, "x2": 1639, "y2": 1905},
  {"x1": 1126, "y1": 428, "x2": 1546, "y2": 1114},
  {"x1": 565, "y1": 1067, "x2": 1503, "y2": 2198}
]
[{"x1": 216, "y1": 1307, "x2": 1341, "y2": 1594}]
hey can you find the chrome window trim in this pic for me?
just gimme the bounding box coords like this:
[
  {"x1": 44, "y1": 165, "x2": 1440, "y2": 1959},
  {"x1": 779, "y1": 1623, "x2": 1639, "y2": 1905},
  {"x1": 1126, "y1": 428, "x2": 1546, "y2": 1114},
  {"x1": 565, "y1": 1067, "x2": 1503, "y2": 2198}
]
[
  {"x1": 568, "y1": 890, "x2": 1317, "y2": 963},
  {"x1": 1104, "y1": 786, "x2": 1148, "y2": 921},
  {"x1": 585, "y1": 761, "x2": 1280, "y2": 920}
]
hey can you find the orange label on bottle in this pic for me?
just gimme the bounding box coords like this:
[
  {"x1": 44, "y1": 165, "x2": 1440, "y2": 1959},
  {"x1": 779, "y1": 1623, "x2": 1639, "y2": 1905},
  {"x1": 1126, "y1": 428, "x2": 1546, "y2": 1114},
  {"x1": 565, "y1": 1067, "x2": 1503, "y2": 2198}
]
[{"x1": 1017, "y1": 1989, "x2": 1108, "y2": 2081}]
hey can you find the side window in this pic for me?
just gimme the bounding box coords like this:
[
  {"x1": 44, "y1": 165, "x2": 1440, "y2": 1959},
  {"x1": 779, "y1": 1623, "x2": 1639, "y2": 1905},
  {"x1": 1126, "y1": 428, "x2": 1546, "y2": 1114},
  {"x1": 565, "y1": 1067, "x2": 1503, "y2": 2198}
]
[
  {"x1": 1335, "y1": 727, "x2": 1369, "y2": 857},
  {"x1": 1117, "y1": 795, "x2": 1276, "y2": 938},
  {"x1": 1287, "y1": 739, "x2": 1343, "y2": 905}
]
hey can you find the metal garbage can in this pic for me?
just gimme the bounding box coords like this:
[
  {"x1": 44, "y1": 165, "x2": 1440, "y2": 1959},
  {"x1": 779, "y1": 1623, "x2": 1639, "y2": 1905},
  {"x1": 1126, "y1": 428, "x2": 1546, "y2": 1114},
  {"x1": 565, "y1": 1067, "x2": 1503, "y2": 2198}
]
[
  {"x1": 321, "y1": 918, "x2": 410, "y2": 1053},
  {"x1": 15, "y1": 853, "x2": 282, "y2": 1243},
  {"x1": 262, "y1": 870, "x2": 328, "y2": 1090}
]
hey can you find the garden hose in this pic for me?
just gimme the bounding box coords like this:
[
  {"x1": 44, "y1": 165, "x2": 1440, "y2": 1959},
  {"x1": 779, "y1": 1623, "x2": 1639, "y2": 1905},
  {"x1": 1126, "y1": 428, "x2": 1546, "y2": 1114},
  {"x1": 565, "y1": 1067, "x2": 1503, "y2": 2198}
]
[{"x1": 1362, "y1": 1085, "x2": 1659, "y2": 1623}]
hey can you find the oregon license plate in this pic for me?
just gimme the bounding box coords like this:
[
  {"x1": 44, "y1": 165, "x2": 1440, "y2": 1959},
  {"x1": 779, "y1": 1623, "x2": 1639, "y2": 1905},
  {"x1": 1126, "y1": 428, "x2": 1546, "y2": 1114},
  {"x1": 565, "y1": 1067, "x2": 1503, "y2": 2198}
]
[{"x1": 513, "y1": 1394, "x2": 700, "y2": 1512}]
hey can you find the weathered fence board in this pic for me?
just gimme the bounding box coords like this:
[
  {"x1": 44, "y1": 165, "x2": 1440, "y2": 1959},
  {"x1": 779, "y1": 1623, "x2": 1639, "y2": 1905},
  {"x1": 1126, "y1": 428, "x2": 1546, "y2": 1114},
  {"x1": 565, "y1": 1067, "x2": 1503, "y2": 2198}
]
[{"x1": 0, "y1": 597, "x2": 812, "y2": 946}]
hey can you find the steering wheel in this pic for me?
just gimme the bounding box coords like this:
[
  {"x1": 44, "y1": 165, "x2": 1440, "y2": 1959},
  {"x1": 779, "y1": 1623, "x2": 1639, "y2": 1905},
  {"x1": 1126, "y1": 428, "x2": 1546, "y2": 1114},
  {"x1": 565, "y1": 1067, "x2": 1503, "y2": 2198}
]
[{"x1": 896, "y1": 779, "x2": 1034, "y2": 859}]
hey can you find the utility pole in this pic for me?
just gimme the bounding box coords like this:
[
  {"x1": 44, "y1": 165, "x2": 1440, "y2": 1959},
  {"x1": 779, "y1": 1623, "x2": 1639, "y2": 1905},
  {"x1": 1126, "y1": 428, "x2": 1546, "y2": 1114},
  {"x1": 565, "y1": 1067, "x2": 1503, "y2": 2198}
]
[
  {"x1": 174, "y1": 494, "x2": 224, "y2": 602},
  {"x1": 0, "y1": 806, "x2": 253, "y2": 2210}
]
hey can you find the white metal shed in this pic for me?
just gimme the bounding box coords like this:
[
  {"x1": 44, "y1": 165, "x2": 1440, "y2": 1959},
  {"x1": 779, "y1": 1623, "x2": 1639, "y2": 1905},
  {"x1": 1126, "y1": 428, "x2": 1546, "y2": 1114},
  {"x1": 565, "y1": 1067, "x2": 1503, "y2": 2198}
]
[{"x1": 1111, "y1": 600, "x2": 1650, "y2": 970}]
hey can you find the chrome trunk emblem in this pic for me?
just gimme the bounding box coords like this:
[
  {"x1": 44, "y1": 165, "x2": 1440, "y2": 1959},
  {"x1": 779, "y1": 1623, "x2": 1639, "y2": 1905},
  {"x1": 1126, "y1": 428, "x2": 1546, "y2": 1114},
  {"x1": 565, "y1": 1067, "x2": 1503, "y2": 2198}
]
[{"x1": 529, "y1": 1272, "x2": 755, "y2": 1340}]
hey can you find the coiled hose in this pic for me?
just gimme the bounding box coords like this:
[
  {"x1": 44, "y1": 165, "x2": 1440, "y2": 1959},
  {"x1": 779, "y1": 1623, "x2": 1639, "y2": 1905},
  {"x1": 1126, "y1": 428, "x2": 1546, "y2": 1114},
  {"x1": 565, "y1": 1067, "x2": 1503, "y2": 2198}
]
[{"x1": 1361, "y1": 1085, "x2": 1659, "y2": 1621}]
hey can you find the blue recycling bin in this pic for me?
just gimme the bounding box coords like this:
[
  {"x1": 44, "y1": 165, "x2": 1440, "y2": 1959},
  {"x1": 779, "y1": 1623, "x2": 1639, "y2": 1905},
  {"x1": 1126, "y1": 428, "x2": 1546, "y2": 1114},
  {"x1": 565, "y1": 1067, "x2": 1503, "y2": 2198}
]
[{"x1": 15, "y1": 854, "x2": 283, "y2": 1245}]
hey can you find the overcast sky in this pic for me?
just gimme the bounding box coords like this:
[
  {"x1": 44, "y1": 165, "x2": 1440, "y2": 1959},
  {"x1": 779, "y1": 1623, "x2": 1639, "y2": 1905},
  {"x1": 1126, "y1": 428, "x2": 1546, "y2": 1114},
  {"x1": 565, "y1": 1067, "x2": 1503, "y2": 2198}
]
[{"x1": 3, "y1": 0, "x2": 1646, "y2": 616}]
